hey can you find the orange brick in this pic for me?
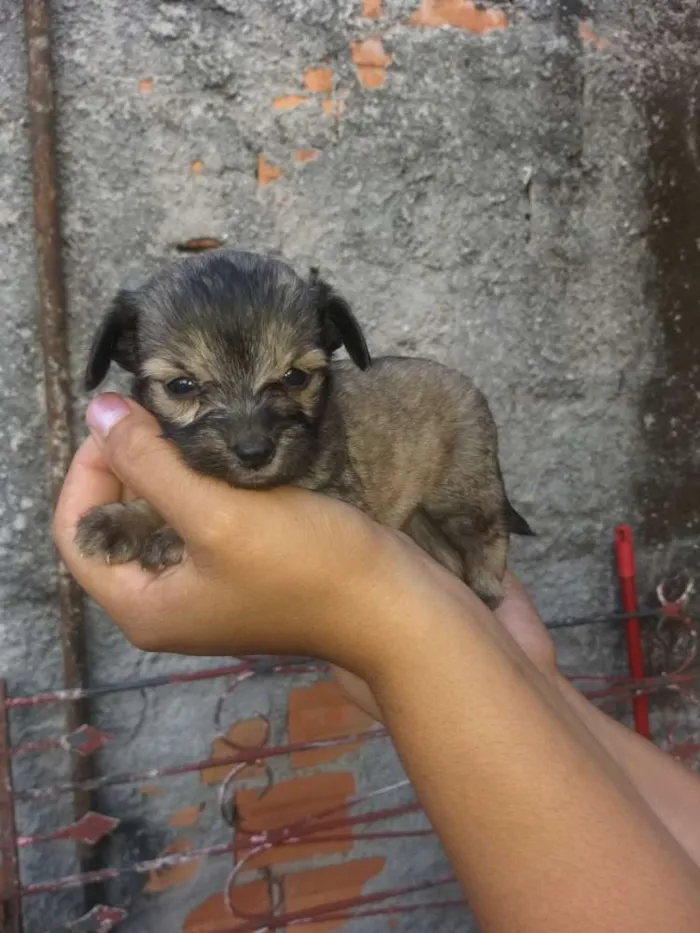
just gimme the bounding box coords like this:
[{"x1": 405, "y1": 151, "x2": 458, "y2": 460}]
[
  {"x1": 304, "y1": 67, "x2": 333, "y2": 93},
  {"x1": 579, "y1": 20, "x2": 610, "y2": 49},
  {"x1": 351, "y1": 38, "x2": 392, "y2": 90},
  {"x1": 293, "y1": 148, "x2": 321, "y2": 163},
  {"x1": 257, "y1": 153, "x2": 283, "y2": 187},
  {"x1": 284, "y1": 858, "x2": 386, "y2": 933},
  {"x1": 272, "y1": 94, "x2": 308, "y2": 111},
  {"x1": 190, "y1": 160, "x2": 204, "y2": 175},
  {"x1": 322, "y1": 98, "x2": 345, "y2": 118},
  {"x1": 362, "y1": 0, "x2": 383, "y2": 18},
  {"x1": 235, "y1": 772, "x2": 355, "y2": 869},
  {"x1": 138, "y1": 78, "x2": 153, "y2": 93},
  {"x1": 169, "y1": 804, "x2": 203, "y2": 829},
  {"x1": 351, "y1": 37, "x2": 392, "y2": 68},
  {"x1": 409, "y1": 0, "x2": 507, "y2": 33},
  {"x1": 144, "y1": 837, "x2": 201, "y2": 893},
  {"x1": 201, "y1": 718, "x2": 267, "y2": 785},
  {"x1": 184, "y1": 881, "x2": 271, "y2": 932},
  {"x1": 356, "y1": 66, "x2": 386, "y2": 89},
  {"x1": 289, "y1": 681, "x2": 374, "y2": 768}
]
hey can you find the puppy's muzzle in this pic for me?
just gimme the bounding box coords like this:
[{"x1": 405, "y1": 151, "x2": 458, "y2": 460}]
[{"x1": 233, "y1": 432, "x2": 276, "y2": 470}]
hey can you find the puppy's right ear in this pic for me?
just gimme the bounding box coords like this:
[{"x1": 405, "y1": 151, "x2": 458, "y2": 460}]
[{"x1": 84, "y1": 290, "x2": 140, "y2": 391}]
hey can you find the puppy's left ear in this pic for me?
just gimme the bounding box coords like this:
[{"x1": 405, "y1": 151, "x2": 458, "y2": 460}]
[
  {"x1": 311, "y1": 270, "x2": 371, "y2": 370},
  {"x1": 84, "y1": 289, "x2": 141, "y2": 391}
]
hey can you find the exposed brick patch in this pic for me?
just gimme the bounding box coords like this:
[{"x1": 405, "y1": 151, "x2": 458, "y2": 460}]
[
  {"x1": 235, "y1": 771, "x2": 355, "y2": 869},
  {"x1": 409, "y1": 0, "x2": 507, "y2": 33},
  {"x1": 351, "y1": 37, "x2": 392, "y2": 89},
  {"x1": 144, "y1": 837, "x2": 201, "y2": 893},
  {"x1": 293, "y1": 148, "x2": 321, "y2": 163},
  {"x1": 169, "y1": 804, "x2": 203, "y2": 828},
  {"x1": 138, "y1": 78, "x2": 153, "y2": 93},
  {"x1": 362, "y1": 0, "x2": 383, "y2": 18},
  {"x1": 322, "y1": 98, "x2": 345, "y2": 118},
  {"x1": 272, "y1": 94, "x2": 308, "y2": 111},
  {"x1": 184, "y1": 881, "x2": 271, "y2": 932},
  {"x1": 288, "y1": 681, "x2": 374, "y2": 768},
  {"x1": 285, "y1": 858, "x2": 386, "y2": 933},
  {"x1": 201, "y1": 718, "x2": 267, "y2": 785},
  {"x1": 579, "y1": 19, "x2": 610, "y2": 50},
  {"x1": 304, "y1": 67, "x2": 334, "y2": 93},
  {"x1": 257, "y1": 154, "x2": 283, "y2": 187}
]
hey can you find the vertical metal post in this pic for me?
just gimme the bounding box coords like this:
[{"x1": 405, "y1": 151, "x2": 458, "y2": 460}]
[
  {"x1": 23, "y1": 0, "x2": 101, "y2": 903},
  {"x1": 0, "y1": 682, "x2": 22, "y2": 933},
  {"x1": 614, "y1": 525, "x2": 651, "y2": 739}
]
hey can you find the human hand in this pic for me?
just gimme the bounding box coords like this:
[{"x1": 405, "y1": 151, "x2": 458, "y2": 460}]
[
  {"x1": 53, "y1": 394, "x2": 472, "y2": 677},
  {"x1": 332, "y1": 571, "x2": 558, "y2": 721}
]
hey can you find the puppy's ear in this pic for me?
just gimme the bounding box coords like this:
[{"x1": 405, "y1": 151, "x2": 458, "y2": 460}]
[
  {"x1": 310, "y1": 269, "x2": 371, "y2": 370},
  {"x1": 84, "y1": 290, "x2": 140, "y2": 391}
]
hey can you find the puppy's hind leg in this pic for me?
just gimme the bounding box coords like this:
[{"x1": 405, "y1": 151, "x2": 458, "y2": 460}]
[
  {"x1": 405, "y1": 508, "x2": 507, "y2": 608},
  {"x1": 438, "y1": 513, "x2": 508, "y2": 609},
  {"x1": 403, "y1": 508, "x2": 465, "y2": 579}
]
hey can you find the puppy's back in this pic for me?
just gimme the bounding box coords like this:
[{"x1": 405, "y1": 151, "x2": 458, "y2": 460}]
[{"x1": 331, "y1": 357, "x2": 500, "y2": 527}]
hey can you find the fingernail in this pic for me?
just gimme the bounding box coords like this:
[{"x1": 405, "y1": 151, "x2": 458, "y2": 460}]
[{"x1": 86, "y1": 393, "x2": 130, "y2": 439}]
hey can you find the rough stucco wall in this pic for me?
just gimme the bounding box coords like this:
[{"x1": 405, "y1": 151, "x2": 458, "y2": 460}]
[{"x1": 1, "y1": 0, "x2": 700, "y2": 930}]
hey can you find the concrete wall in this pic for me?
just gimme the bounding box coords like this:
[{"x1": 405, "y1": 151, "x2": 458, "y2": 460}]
[{"x1": 1, "y1": 1, "x2": 699, "y2": 930}]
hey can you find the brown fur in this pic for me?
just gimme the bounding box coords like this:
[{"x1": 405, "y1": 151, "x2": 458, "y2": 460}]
[{"x1": 75, "y1": 250, "x2": 532, "y2": 607}]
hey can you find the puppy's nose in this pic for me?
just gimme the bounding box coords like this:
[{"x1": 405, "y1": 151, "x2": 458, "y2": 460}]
[{"x1": 233, "y1": 434, "x2": 275, "y2": 469}]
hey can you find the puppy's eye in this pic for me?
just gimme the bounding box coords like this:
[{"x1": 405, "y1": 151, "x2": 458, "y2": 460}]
[
  {"x1": 165, "y1": 377, "x2": 198, "y2": 397},
  {"x1": 282, "y1": 368, "x2": 311, "y2": 389}
]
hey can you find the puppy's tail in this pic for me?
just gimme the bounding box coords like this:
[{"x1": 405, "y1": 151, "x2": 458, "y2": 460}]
[{"x1": 505, "y1": 497, "x2": 536, "y2": 537}]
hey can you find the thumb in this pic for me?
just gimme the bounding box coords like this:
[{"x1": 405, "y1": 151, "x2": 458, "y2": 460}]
[{"x1": 85, "y1": 393, "x2": 235, "y2": 543}]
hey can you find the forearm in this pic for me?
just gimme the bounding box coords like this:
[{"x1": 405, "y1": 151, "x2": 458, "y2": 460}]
[
  {"x1": 553, "y1": 672, "x2": 700, "y2": 870},
  {"x1": 370, "y1": 599, "x2": 700, "y2": 933}
]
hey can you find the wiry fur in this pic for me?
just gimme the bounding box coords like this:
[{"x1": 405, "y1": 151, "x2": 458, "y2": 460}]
[{"x1": 76, "y1": 249, "x2": 532, "y2": 607}]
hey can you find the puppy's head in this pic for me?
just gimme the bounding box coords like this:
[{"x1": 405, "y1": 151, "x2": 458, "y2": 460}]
[{"x1": 85, "y1": 249, "x2": 370, "y2": 488}]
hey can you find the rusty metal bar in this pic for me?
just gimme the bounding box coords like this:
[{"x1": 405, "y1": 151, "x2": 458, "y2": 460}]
[
  {"x1": 0, "y1": 682, "x2": 22, "y2": 933},
  {"x1": 23, "y1": 0, "x2": 101, "y2": 905}
]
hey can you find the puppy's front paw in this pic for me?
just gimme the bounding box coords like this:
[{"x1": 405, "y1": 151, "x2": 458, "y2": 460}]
[
  {"x1": 75, "y1": 504, "x2": 151, "y2": 565},
  {"x1": 140, "y1": 527, "x2": 185, "y2": 571}
]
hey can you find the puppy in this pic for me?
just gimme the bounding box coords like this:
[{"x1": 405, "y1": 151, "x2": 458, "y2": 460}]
[{"x1": 76, "y1": 249, "x2": 532, "y2": 607}]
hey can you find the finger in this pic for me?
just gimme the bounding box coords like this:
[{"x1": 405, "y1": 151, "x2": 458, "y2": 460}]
[
  {"x1": 495, "y1": 571, "x2": 542, "y2": 627},
  {"x1": 52, "y1": 435, "x2": 124, "y2": 552},
  {"x1": 85, "y1": 394, "x2": 253, "y2": 544}
]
